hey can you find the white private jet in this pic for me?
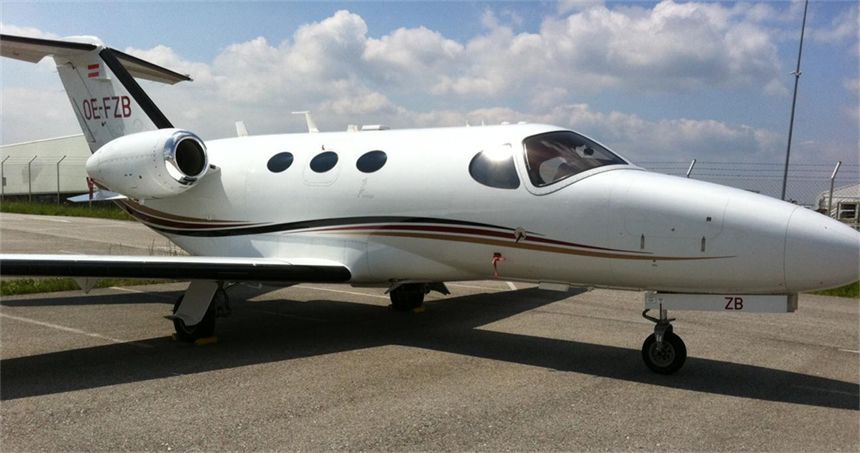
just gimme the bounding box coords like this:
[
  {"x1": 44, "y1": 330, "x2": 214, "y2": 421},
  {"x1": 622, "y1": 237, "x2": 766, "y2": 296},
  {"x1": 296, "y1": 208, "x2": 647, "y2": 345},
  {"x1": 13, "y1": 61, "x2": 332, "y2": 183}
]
[{"x1": 1, "y1": 34, "x2": 858, "y2": 374}]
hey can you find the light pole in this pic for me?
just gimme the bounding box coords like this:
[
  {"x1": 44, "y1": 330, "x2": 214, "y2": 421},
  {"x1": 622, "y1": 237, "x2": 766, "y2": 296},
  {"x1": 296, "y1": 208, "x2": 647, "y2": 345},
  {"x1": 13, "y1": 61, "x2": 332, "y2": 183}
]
[{"x1": 780, "y1": 0, "x2": 809, "y2": 201}]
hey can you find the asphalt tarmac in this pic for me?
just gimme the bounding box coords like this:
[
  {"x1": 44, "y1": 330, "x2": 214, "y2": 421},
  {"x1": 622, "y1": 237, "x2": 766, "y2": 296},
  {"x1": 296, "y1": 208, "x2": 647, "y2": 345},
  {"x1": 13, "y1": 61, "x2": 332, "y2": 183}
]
[{"x1": 1, "y1": 213, "x2": 858, "y2": 451}]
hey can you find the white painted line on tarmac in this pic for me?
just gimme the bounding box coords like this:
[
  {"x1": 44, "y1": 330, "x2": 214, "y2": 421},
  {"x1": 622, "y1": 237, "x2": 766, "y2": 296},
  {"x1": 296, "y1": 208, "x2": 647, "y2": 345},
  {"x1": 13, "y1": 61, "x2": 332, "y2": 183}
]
[
  {"x1": 0, "y1": 312, "x2": 153, "y2": 348},
  {"x1": 448, "y1": 283, "x2": 506, "y2": 291},
  {"x1": 792, "y1": 384, "x2": 859, "y2": 397},
  {"x1": 22, "y1": 215, "x2": 70, "y2": 223},
  {"x1": 837, "y1": 348, "x2": 860, "y2": 354},
  {"x1": 506, "y1": 281, "x2": 518, "y2": 290},
  {"x1": 296, "y1": 285, "x2": 389, "y2": 299}
]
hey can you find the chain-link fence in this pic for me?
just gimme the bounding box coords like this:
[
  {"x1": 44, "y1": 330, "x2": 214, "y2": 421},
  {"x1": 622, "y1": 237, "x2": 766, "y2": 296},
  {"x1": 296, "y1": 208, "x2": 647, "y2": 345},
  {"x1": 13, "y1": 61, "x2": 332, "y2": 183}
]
[
  {"x1": 641, "y1": 160, "x2": 860, "y2": 227},
  {"x1": 1, "y1": 152, "x2": 858, "y2": 226},
  {"x1": 1, "y1": 155, "x2": 89, "y2": 202}
]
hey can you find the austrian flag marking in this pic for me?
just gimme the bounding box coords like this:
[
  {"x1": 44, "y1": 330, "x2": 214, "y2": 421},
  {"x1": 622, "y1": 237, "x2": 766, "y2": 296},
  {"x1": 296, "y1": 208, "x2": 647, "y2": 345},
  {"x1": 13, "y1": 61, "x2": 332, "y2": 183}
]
[{"x1": 87, "y1": 63, "x2": 100, "y2": 78}]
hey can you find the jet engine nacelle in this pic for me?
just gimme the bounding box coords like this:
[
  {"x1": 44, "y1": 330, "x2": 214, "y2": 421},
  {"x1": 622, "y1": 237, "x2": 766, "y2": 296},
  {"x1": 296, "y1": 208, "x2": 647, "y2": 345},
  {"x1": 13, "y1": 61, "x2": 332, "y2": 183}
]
[{"x1": 86, "y1": 129, "x2": 209, "y2": 200}]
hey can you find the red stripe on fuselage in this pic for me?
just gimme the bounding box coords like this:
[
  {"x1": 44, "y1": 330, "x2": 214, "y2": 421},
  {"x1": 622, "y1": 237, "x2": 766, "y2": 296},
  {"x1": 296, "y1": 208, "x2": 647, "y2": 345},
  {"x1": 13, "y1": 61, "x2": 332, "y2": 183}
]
[{"x1": 312, "y1": 224, "x2": 647, "y2": 254}]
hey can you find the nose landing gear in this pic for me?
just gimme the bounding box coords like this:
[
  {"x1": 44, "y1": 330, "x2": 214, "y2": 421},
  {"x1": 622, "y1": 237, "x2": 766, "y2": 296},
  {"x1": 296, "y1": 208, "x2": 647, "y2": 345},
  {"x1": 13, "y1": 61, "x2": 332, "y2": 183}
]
[{"x1": 641, "y1": 308, "x2": 687, "y2": 374}]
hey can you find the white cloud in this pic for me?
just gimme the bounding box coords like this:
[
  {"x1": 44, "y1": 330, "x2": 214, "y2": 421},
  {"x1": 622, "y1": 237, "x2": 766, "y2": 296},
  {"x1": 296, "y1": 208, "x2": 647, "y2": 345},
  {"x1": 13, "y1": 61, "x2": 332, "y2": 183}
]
[
  {"x1": 844, "y1": 78, "x2": 860, "y2": 96},
  {"x1": 811, "y1": 5, "x2": 858, "y2": 43},
  {"x1": 418, "y1": 1, "x2": 787, "y2": 100},
  {"x1": 843, "y1": 78, "x2": 860, "y2": 122},
  {"x1": 0, "y1": 87, "x2": 79, "y2": 144},
  {"x1": 0, "y1": 23, "x2": 59, "y2": 39},
  {"x1": 363, "y1": 26, "x2": 463, "y2": 88},
  {"x1": 534, "y1": 104, "x2": 783, "y2": 162},
  {"x1": 124, "y1": 45, "x2": 214, "y2": 85},
  {"x1": 0, "y1": 6, "x2": 846, "y2": 164},
  {"x1": 557, "y1": 0, "x2": 605, "y2": 16}
]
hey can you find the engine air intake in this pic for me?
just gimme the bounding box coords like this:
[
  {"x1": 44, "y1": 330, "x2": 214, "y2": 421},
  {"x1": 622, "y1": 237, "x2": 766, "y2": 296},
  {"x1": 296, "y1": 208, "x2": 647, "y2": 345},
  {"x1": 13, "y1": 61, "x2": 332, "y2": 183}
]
[{"x1": 175, "y1": 136, "x2": 207, "y2": 177}]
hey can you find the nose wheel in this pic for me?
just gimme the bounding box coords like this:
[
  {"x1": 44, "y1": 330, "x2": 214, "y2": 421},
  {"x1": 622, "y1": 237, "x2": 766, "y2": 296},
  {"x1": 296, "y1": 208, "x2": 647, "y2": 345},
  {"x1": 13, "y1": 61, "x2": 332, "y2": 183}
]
[{"x1": 641, "y1": 308, "x2": 687, "y2": 374}]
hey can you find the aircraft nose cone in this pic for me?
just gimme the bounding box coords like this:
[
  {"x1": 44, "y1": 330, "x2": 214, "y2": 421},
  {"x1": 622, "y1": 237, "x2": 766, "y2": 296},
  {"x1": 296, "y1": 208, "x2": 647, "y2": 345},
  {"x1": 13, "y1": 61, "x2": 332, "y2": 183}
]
[{"x1": 785, "y1": 208, "x2": 860, "y2": 292}]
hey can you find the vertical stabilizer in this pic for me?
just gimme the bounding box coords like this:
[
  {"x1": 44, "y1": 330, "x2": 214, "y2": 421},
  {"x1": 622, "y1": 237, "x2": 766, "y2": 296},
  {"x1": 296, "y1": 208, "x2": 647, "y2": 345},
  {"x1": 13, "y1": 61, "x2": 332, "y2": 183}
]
[{"x1": 1, "y1": 34, "x2": 191, "y2": 153}]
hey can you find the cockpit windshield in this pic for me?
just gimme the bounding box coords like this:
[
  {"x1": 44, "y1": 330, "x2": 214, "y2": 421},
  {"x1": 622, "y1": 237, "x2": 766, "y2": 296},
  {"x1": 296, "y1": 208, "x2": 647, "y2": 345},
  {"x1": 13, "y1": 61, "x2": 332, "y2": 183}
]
[{"x1": 523, "y1": 131, "x2": 627, "y2": 187}]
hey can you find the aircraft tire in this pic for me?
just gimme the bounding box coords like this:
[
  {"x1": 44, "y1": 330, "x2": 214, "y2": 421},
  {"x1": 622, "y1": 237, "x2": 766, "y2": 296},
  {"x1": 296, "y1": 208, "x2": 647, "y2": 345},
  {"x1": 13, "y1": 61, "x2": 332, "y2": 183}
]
[
  {"x1": 641, "y1": 331, "x2": 686, "y2": 374},
  {"x1": 390, "y1": 284, "x2": 425, "y2": 311},
  {"x1": 172, "y1": 295, "x2": 216, "y2": 342}
]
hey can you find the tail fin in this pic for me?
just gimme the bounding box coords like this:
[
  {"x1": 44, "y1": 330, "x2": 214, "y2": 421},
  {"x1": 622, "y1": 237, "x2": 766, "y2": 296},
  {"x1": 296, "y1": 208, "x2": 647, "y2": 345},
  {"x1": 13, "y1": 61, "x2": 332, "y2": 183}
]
[{"x1": 1, "y1": 34, "x2": 191, "y2": 152}]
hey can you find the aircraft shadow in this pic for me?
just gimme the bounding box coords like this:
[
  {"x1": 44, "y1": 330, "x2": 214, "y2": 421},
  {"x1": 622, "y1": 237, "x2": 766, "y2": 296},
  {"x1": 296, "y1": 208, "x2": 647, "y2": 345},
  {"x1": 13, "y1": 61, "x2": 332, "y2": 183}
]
[
  {"x1": 0, "y1": 284, "x2": 279, "y2": 307},
  {"x1": 1, "y1": 287, "x2": 857, "y2": 410},
  {"x1": 0, "y1": 291, "x2": 175, "y2": 307}
]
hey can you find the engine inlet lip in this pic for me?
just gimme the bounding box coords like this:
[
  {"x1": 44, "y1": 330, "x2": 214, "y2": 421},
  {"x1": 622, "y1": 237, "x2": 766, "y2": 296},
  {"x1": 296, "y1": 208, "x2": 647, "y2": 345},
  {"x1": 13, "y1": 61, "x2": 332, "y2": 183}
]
[{"x1": 164, "y1": 130, "x2": 208, "y2": 184}]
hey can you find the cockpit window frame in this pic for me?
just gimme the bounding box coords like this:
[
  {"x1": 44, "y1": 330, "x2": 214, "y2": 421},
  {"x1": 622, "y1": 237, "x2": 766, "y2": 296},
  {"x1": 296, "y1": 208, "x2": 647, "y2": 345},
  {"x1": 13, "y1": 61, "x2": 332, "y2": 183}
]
[{"x1": 518, "y1": 130, "x2": 637, "y2": 196}]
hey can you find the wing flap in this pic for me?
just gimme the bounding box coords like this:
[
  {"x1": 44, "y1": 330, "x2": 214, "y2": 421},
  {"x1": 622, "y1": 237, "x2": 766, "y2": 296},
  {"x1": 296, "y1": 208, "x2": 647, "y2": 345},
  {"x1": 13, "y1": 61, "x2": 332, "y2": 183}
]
[{"x1": 0, "y1": 254, "x2": 351, "y2": 283}]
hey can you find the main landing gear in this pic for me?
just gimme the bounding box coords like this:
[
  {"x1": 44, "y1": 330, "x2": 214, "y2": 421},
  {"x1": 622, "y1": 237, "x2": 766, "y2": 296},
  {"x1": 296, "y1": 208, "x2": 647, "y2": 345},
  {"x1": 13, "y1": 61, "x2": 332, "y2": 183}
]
[
  {"x1": 641, "y1": 308, "x2": 687, "y2": 374},
  {"x1": 389, "y1": 283, "x2": 427, "y2": 311},
  {"x1": 388, "y1": 282, "x2": 450, "y2": 311},
  {"x1": 170, "y1": 281, "x2": 232, "y2": 342}
]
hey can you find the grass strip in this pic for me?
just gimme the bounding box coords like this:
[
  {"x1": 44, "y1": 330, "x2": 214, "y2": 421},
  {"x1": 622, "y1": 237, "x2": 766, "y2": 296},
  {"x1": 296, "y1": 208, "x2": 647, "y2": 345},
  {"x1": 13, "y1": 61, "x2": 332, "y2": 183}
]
[
  {"x1": 1, "y1": 278, "x2": 176, "y2": 296},
  {"x1": 811, "y1": 281, "x2": 859, "y2": 298},
  {"x1": 0, "y1": 200, "x2": 133, "y2": 221}
]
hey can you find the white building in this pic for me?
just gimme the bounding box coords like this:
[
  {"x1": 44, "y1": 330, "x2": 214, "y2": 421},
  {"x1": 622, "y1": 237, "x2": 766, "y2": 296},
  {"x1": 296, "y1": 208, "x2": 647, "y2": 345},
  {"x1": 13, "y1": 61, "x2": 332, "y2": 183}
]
[
  {"x1": 1, "y1": 134, "x2": 90, "y2": 197},
  {"x1": 817, "y1": 183, "x2": 859, "y2": 226}
]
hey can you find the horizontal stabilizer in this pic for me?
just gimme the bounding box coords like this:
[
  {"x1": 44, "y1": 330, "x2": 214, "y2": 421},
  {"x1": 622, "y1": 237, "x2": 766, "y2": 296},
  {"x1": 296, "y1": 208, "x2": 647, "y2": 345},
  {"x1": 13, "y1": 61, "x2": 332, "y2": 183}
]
[
  {"x1": 0, "y1": 34, "x2": 191, "y2": 84},
  {"x1": 111, "y1": 48, "x2": 192, "y2": 84},
  {"x1": 0, "y1": 254, "x2": 352, "y2": 284},
  {"x1": 0, "y1": 34, "x2": 96, "y2": 62}
]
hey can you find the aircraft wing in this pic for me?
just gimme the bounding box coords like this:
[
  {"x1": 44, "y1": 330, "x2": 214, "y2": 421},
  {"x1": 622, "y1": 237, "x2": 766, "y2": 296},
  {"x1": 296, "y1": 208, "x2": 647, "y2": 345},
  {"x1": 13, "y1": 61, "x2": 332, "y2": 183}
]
[{"x1": 0, "y1": 254, "x2": 351, "y2": 283}]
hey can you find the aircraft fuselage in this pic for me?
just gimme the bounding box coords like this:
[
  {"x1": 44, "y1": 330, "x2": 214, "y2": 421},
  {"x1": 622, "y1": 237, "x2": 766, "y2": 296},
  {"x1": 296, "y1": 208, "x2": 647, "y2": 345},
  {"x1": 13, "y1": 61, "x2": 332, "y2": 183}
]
[{"x1": 123, "y1": 123, "x2": 858, "y2": 294}]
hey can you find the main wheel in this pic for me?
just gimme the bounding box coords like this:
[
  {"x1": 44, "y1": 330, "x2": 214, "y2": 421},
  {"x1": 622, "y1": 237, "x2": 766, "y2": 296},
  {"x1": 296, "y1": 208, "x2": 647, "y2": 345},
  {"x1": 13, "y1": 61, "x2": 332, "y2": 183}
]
[
  {"x1": 641, "y1": 330, "x2": 687, "y2": 374},
  {"x1": 390, "y1": 284, "x2": 425, "y2": 311},
  {"x1": 172, "y1": 294, "x2": 216, "y2": 342}
]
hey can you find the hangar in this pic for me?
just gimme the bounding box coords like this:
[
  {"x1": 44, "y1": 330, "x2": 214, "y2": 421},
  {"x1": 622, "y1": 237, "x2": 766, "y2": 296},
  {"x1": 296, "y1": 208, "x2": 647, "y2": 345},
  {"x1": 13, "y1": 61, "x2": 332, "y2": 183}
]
[
  {"x1": 818, "y1": 183, "x2": 860, "y2": 228},
  {"x1": 0, "y1": 134, "x2": 89, "y2": 199}
]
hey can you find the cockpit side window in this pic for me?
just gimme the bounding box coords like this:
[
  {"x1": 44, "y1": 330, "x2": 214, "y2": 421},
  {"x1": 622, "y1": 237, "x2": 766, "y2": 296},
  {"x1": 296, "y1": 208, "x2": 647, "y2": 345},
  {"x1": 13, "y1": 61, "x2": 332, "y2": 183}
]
[
  {"x1": 523, "y1": 131, "x2": 626, "y2": 187},
  {"x1": 469, "y1": 146, "x2": 520, "y2": 189}
]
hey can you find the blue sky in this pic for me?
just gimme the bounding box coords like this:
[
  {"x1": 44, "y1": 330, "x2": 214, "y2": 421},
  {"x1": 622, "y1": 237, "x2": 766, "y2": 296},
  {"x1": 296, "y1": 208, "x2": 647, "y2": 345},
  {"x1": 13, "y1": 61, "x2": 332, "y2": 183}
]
[{"x1": 2, "y1": 0, "x2": 858, "y2": 172}]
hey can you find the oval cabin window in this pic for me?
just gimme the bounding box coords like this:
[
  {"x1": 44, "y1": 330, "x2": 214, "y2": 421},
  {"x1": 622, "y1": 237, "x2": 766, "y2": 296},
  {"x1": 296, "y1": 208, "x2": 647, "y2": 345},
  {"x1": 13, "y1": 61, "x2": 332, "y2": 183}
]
[
  {"x1": 310, "y1": 151, "x2": 338, "y2": 173},
  {"x1": 356, "y1": 150, "x2": 387, "y2": 173},
  {"x1": 267, "y1": 152, "x2": 294, "y2": 173},
  {"x1": 469, "y1": 147, "x2": 520, "y2": 189}
]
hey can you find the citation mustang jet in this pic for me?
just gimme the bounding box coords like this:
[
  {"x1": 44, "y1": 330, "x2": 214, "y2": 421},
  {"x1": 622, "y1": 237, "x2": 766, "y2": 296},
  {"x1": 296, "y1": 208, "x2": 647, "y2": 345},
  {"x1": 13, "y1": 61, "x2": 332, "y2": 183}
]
[{"x1": 2, "y1": 34, "x2": 858, "y2": 374}]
